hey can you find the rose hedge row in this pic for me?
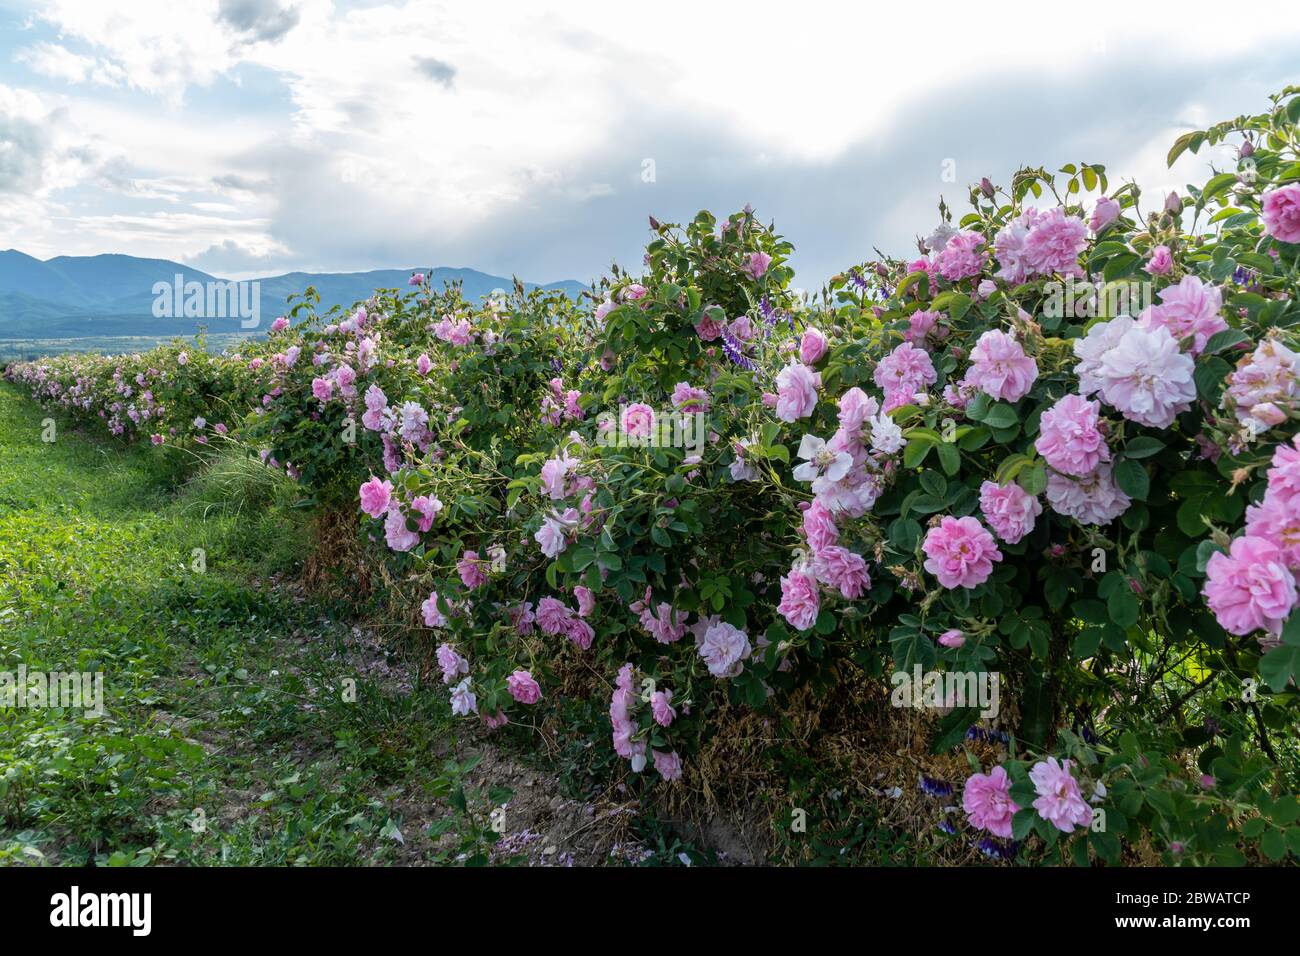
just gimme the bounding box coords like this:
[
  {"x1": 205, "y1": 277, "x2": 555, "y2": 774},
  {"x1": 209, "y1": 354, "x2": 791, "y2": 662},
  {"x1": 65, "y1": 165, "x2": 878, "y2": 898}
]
[{"x1": 9, "y1": 88, "x2": 1300, "y2": 865}]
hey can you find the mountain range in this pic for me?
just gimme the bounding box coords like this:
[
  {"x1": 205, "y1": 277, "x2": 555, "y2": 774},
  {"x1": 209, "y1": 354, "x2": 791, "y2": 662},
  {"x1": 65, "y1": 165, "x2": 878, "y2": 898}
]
[{"x1": 0, "y1": 250, "x2": 587, "y2": 340}]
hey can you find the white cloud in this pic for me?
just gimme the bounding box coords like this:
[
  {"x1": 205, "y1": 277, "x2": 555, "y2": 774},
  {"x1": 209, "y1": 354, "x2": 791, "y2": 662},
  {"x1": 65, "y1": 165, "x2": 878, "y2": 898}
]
[
  {"x1": 6, "y1": 0, "x2": 1300, "y2": 279},
  {"x1": 15, "y1": 42, "x2": 106, "y2": 85}
]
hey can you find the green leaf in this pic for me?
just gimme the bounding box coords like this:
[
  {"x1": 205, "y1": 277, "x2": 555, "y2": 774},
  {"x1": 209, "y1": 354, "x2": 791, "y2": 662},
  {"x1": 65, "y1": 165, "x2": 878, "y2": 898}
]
[
  {"x1": 1167, "y1": 131, "x2": 1197, "y2": 167},
  {"x1": 1108, "y1": 589, "x2": 1139, "y2": 628},
  {"x1": 1012, "y1": 808, "x2": 1037, "y2": 840},
  {"x1": 1018, "y1": 461, "x2": 1047, "y2": 496},
  {"x1": 936, "y1": 441, "x2": 960, "y2": 476},
  {"x1": 1200, "y1": 172, "x2": 1237, "y2": 201},
  {"x1": 1113, "y1": 459, "x2": 1150, "y2": 501},
  {"x1": 1194, "y1": 356, "x2": 1232, "y2": 402},
  {"x1": 1202, "y1": 328, "x2": 1250, "y2": 354},
  {"x1": 982, "y1": 403, "x2": 1018, "y2": 429},
  {"x1": 1282, "y1": 614, "x2": 1300, "y2": 648},
  {"x1": 903, "y1": 438, "x2": 935, "y2": 469},
  {"x1": 1122, "y1": 436, "x2": 1165, "y2": 459},
  {"x1": 1261, "y1": 828, "x2": 1287, "y2": 862},
  {"x1": 1260, "y1": 644, "x2": 1300, "y2": 693}
]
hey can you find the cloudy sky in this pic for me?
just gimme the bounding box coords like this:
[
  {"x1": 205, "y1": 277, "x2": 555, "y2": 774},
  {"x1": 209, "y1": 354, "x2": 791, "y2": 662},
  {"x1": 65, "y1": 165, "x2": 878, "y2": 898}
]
[{"x1": 1, "y1": 0, "x2": 1299, "y2": 287}]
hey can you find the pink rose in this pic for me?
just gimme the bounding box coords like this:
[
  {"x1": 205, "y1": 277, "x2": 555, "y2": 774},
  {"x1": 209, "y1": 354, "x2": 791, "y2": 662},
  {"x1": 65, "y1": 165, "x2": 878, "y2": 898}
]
[
  {"x1": 922, "y1": 516, "x2": 1001, "y2": 589},
  {"x1": 1203, "y1": 535, "x2": 1298, "y2": 638},
  {"x1": 1029, "y1": 757, "x2": 1093, "y2": 833},
  {"x1": 535, "y1": 596, "x2": 573, "y2": 635},
  {"x1": 801, "y1": 499, "x2": 840, "y2": 552},
  {"x1": 962, "y1": 329, "x2": 1037, "y2": 403},
  {"x1": 653, "y1": 749, "x2": 683, "y2": 781},
  {"x1": 1090, "y1": 196, "x2": 1121, "y2": 234},
  {"x1": 903, "y1": 309, "x2": 943, "y2": 347},
  {"x1": 506, "y1": 670, "x2": 543, "y2": 704},
  {"x1": 436, "y1": 643, "x2": 468, "y2": 682},
  {"x1": 774, "y1": 362, "x2": 820, "y2": 422},
  {"x1": 837, "y1": 387, "x2": 879, "y2": 436},
  {"x1": 574, "y1": 585, "x2": 596, "y2": 618},
  {"x1": 423, "y1": 593, "x2": 449, "y2": 628},
  {"x1": 358, "y1": 476, "x2": 393, "y2": 518},
  {"x1": 311, "y1": 377, "x2": 334, "y2": 402},
  {"x1": 651, "y1": 689, "x2": 676, "y2": 726},
  {"x1": 938, "y1": 629, "x2": 965, "y2": 648},
  {"x1": 873, "y1": 342, "x2": 936, "y2": 410},
  {"x1": 670, "y1": 382, "x2": 710, "y2": 413},
  {"x1": 812, "y1": 546, "x2": 871, "y2": 599},
  {"x1": 777, "y1": 567, "x2": 821, "y2": 631},
  {"x1": 978, "y1": 480, "x2": 1042, "y2": 544},
  {"x1": 935, "y1": 230, "x2": 988, "y2": 282},
  {"x1": 458, "y1": 550, "x2": 488, "y2": 589},
  {"x1": 800, "y1": 327, "x2": 828, "y2": 364},
  {"x1": 1035, "y1": 393, "x2": 1108, "y2": 477},
  {"x1": 1262, "y1": 184, "x2": 1300, "y2": 244},
  {"x1": 384, "y1": 507, "x2": 420, "y2": 552},
  {"x1": 743, "y1": 252, "x2": 772, "y2": 279},
  {"x1": 962, "y1": 766, "x2": 1019, "y2": 838},
  {"x1": 411, "y1": 495, "x2": 442, "y2": 532},
  {"x1": 621, "y1": 402, "x2": 656, "y2": 438},
  {"x1": 1144, "y1": 244, "x2": 1173, "y2": 276}
]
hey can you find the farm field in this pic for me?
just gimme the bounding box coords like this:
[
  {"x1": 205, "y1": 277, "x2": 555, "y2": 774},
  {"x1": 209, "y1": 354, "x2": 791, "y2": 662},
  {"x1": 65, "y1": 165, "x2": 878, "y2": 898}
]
[
  {"x1": 1, "y1": 44, "x2": 1299, "y2": 889},
  {"x1": 0, "y1": 381, "x2": 600, "y2": 866},
  {"x1": 0, "y1": 335, "x2": 255, "y2": 365},
  {"x1": 0, "y1": 379, "x2": 947, "y2": 866}
]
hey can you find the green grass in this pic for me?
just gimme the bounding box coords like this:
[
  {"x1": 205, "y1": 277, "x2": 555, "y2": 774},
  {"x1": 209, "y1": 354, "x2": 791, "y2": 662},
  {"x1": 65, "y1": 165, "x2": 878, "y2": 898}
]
[{"x1": 0, "y1": 381, "x2": 499, "y2": 866}]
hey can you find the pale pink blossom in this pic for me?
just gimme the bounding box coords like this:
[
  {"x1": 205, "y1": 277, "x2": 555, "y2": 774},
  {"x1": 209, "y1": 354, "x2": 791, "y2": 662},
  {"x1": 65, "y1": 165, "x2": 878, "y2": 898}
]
[
  {"x1": 436, "y1": 643, "x2": 469, "y2": 683},
  {"x1": 938, "y1": 629, "x2": 965, "y2": 648},
  {"x1": 1030, "y1": 758, "x2": 1093, "y2": 833},
  {"x1": 653, "y1": 749, "x2": 683, "y2": 781},
  {"x1": 450, "y1": 678, "x2": 477, "y2": 717},
  {"x1": 359, "y1": 476, "x2": 393, "y2": 518},
  {"x1": 1203, "y1": 535, "x2": 1298, "y2": 639},
  {"x1": 1089, "y1": 196, "x2": 1121, "y2": 233},
  {"x1": 922, "y1": 516, "x2": 1001, "y2": 589},
  {"x1": 800, "y1": 327, "x2": 828, "y2": 364},
  {"x1": 775, "y1": 362, "x2": 821, "y2": 422},
  {"x1": 1044, "y1": 464, "x2": 1131, "y2": 526},
  {"x1": 423, "y1": 592, "x2": 449, "y2": 628},
  {"x1": 1137, "y1": 275, "x2": 1226, "y2": 355},
  {"x1": 778, "y1": 567, "x2": 821, "y2": 631},
  {"x1": 1262, "y1": 184, "x2": 1300, "y2": 244},
  {"x1": 651, "y1": 689, "x2": 676, "y2": 726},
  {"x1": 1086, "y1": 322, "x2": 1195, "y2": 428},
  {"x1": 507, "y1": 670, "x2": 543, "y2": 704},
  {"x1": 963, "y1": 329, "x2": 1038, "y2": 402},
  {"x1": 962, "y1": 766, "x2": 1019, "y2": 838},
  {"x1": 697, "y1": 621, "x2": 753, "y2": 677},
  {"x1": 384, "y1": 507, "x2": 420, "y2": 552},
  {"x1": 1035, "y1": 393, "x2": 1109, "y2": 477},
  {"x1": 979, "y1": 480, "x2": 1042, "y2": 544},
  {"x1": 812, "y1": 546, "x2": 872, "y2": 599},
  {"x1": 1144, "y1": 244, "x2": 1173, "y2": 276},
  {"x1": 935, "y1": 230, "x2": 988, "y2": 282}
]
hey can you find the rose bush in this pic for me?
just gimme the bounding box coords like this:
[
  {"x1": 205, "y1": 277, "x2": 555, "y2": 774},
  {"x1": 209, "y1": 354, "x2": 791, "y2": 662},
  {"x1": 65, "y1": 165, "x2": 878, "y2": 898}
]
[{"x1": 9, "y1": 87, "x2": 1300, "y2": 865}]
